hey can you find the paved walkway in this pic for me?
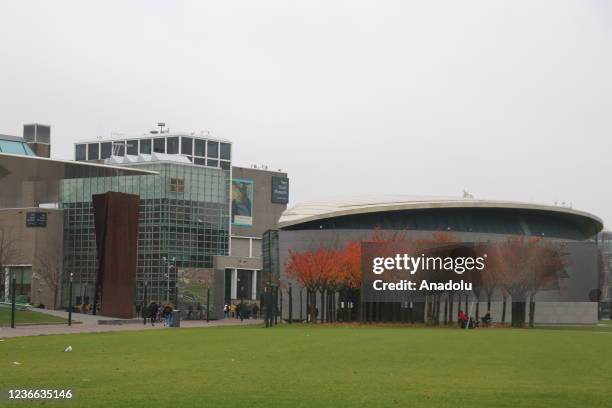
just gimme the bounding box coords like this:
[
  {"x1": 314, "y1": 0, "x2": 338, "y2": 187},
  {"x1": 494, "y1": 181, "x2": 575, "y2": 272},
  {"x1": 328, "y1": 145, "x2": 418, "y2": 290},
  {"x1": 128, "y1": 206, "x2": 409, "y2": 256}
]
[
  {"x1": 0, "y1": 317, "x2": 262, "y2": 338},
  {"x1": 25, "y1": 307, "x2": 122, "y2": 325}
]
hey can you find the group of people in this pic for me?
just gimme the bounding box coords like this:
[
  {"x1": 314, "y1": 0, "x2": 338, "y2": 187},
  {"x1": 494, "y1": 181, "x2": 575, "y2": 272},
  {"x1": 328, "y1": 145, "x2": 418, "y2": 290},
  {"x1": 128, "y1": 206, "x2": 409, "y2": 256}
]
[
  {"x1": 143, "y1": 301, "x2": 174, "y2": 327},
  {"x1": 223, "y1": 302, "x2": 259, "y2": 320},
  {"x1": 457, "y1": 309, "x2": 492, "y2": 329}
]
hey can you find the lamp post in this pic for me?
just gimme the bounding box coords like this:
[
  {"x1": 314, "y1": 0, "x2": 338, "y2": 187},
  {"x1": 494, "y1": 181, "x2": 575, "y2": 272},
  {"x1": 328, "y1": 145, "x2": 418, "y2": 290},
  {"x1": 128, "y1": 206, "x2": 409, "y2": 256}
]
[
  {"x1": 288, "y1": 282, "x2": 293, "y2": 324},
  {"x1": 162, "y1": 257, "x2": 175, "y2": 304},
  {"x1": 143, "y1": 281, "x2": 148, "y2": 325},
  {"x1": 10, "y1": 270, "x2": 16, "y2": 329},
  {"x1": 206, "y1": 286, "x2": 210, "y2": 322},
  {"x1": 68, "y1": 273, "x2": 73, "y2": 326}
]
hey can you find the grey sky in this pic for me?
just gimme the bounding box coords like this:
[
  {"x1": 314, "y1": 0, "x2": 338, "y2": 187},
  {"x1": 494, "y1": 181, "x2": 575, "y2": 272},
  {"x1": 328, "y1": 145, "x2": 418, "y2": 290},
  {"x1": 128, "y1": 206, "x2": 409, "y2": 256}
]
[{"x1": 1, "y1": 1, "x2": 611, "y2": 226}]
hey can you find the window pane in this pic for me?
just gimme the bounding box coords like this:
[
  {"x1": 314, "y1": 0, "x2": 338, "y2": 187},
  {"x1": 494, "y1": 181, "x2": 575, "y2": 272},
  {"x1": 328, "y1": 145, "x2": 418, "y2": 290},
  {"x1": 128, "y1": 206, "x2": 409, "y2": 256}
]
[
  {"x1": 167, "y1": 137, "x2": 179, "y2": 154},
  {"x1": 194, "y1": 139, "x2": 206, "y2": 156},
  {"x1": 220, "y1": 160, "x2": 230, "y2": 170},
  {"x1": 75, "y1": 144, "x2": 86, "y2": 161},
  {"x1": 154, "y1": 138, "x2": 165, "y2": 153},
  {"x1": 207, "y1": 159, "x2": 218, "y2": 167},
  {"x1": 207, "y1": 141, "x2": 219, "y2": 158},
  {"x1": 87, "y1": 143, "x2": 99, "y2": 160},
  {"x1": 140, "y1": 139, "x2": 151, "y2": 154},
  {"x1": 0, "y1": 140, "x2": 27, "y2": 155},
  {"x1": 181, "y1": 137, "x2": 193, "y2": 155},
  {"x1": 194, "y1": 157, "x2": 206, "y2": 166},
  {"x1": 126, "y1": 140, "x2": 138, "y2": 155},
  {"x1": 101, "y1": 142, "x2": 112, "y2": 159},
  {"x1": 113, "y1": 142, "x2": 125, "y2": 156},
  {"x1": 220, "y1": 143, "x2": 231, "y2": 160}
]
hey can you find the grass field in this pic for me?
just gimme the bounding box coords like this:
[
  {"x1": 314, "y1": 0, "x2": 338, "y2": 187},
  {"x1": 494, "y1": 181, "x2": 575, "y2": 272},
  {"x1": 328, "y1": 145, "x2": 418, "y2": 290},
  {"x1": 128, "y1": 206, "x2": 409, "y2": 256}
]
[
  {"x1": 0, "y1": 308, "x2": 67, "y2": 326},
  {"x1": 1, "y1": 324, "x2": 611, "y2": 408}
]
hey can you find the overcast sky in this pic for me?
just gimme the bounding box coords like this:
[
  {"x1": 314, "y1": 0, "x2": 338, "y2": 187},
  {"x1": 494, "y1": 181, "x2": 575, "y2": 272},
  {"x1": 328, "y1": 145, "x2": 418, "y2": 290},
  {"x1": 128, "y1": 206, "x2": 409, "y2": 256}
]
[{"x1": 1, "y1": 0, "x2": 611, "y2": 226}]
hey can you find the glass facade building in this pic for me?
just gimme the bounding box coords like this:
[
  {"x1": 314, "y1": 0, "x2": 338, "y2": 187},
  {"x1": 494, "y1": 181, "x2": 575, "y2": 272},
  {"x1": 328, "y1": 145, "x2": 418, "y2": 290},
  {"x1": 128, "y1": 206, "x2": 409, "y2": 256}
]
[
  {"x1": 74, "y1": 134, "x2": 232, "y2": 170},
  {"x1": 60, "y1": 161, "x2": 230, "y2": 308}
]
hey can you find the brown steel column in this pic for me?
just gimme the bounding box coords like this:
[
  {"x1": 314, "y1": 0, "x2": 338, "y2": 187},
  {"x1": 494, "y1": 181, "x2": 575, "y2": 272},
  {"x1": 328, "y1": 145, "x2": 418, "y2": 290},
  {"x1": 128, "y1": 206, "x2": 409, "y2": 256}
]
[{"x1": 93, "y1": 192, "x2": 139, "y2": 318}]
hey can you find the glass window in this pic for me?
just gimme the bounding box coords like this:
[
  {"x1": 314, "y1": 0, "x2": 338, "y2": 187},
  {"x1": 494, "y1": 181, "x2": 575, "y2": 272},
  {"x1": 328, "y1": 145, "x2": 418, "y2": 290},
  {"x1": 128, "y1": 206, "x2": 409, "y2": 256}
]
[
  {"x1": 101, "y1": 142, "x2": 112, "y2": 159},
  {"x1": 194, "y1": 139, "x2": 206, "y2": 157},
  {"x1": 207, "y1": 159, "x2": 218, "y2": 167},
  {"x1": 87, "y1": 143, "x2": 99, "y2": 160},
  {"x1": 75, "y1": 144, "x2": 86, "y2": 161},
  {"x1": 220, "y1": 143, "x2": 231, "y2": 160},
  {"x1": 112, "y1": 141, "x2": 125, "y2": 156},
  {"x1": 207, "y1": 141, "x2": 219, "y2": 158},
  {"x1": 220, "y1": 160, "x2": 231, "y2": 170},
  {"x1": 167, "y1": 137, "x2": 179, "y2": 154},
  {"x1": 154, "y1": 138, "x2": 165, "y2": 153},
  {"x1": 140, "y1": 139, "x2": 151, "y2": 154},
  {"x1": 181, "y1": 137, "x2": 193, "y2": 155},
  {"x1": 194, "y1": 157, "x2": 206, "y2": 166},
  {"x1": 169, "y1": 178, "x2": 185, "y2": 193},
  {"x1": 0, "y1": 140, "x2": 27, "y2": 155},
  {"x1": 126, "y1": 140, "x2": 138, "y2": 155}
]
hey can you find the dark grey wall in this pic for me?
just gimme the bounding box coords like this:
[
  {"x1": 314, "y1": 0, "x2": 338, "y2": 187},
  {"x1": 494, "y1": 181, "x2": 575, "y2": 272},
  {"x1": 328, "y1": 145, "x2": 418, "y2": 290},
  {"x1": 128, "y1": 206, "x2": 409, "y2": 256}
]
[{"x1": 277, "y1": 229, "x2": 600, "y2": 321}]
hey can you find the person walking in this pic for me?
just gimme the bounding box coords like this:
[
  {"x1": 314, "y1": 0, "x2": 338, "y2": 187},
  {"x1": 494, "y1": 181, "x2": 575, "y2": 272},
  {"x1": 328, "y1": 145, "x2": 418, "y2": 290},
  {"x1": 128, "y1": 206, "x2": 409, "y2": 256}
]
[{"x1": 148, "y1": 301, "x2": 158, "y2": 326}]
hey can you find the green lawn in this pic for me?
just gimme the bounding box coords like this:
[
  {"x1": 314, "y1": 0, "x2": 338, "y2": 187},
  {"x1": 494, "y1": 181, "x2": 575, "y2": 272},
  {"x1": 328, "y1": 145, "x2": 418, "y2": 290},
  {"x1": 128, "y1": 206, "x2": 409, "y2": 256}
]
[
  {"x1": 0, "y1": 308, "x2": 67, "y2": 326},
  {"x1": 1, "y1": 324, "x2": 611, "y2": 407}
]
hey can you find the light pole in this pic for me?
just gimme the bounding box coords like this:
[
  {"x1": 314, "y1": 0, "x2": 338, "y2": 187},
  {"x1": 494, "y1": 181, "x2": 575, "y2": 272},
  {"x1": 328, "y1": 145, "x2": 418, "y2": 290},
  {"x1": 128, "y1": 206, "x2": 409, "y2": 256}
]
[
  {"x1": 288, "y1": 282, "x2": 292, "y2": 324},
  {"x1": 68, "y1": 273, "x2": 73, "y2": 326},
  {"x1": 162, "y1": 257, "x2": 175, "y2": 304},
  {"x1": 10, "y1": 270, "x2": 16, "y2": 329},
  {"x1": 143, "y1": 281, "x2": 148, "y2": 325}
]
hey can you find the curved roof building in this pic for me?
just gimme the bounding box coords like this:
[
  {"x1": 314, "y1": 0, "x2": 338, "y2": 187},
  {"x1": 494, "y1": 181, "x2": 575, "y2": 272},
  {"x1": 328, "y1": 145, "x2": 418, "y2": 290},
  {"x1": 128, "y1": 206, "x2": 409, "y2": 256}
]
[{"x1": 278, "y1": 195, "x2": 603, "y2": 240}]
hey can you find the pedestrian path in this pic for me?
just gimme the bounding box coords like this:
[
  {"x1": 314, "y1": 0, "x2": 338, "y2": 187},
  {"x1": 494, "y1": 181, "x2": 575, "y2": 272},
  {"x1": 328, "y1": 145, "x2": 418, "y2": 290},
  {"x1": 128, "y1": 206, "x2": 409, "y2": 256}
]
[
  {"x1": 0, "y1": 317, "x2": 262, "y2": 338},
  {"x1": 26, "y1": 307, "x2": 121, "y2": 325}
]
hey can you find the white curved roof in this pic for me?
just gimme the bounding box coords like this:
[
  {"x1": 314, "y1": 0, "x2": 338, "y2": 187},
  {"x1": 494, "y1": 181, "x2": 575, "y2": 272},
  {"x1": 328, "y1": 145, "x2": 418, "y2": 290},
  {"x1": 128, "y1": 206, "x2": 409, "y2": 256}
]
[{"x1": 278, "y1": 195, "x2": 603, "y2": 230}]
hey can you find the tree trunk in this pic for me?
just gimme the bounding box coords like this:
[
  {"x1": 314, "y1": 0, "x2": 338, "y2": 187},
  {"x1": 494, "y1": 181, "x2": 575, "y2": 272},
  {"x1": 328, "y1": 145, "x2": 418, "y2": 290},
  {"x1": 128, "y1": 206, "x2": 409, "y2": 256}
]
[
  {"x1": 443, "y1": 296, "x2": 448, "y2": 325},
  {"x1": 320, "y1": 289, "x2": 325, "y2": 323},
  {"x1": 448, "y1": 293, "x2": 454, "y2": 324},
  {"x1": 528, "y1": 294, "x2": 535, "y2": 328},
  {"x1": 511, "y1": 300, "x2": 526, "y2": 327},
  {"x1": 501, "y1": 295, "x2": 507, "y2": 324}
]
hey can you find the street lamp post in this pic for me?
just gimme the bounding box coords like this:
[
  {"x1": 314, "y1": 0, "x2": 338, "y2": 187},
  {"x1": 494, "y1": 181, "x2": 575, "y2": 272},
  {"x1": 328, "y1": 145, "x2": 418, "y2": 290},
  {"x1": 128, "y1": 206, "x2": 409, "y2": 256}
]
[
  {"x1": 162, "y1": 257, "x2": 175, "y2": 304},
  {"x1": 206, "y1": 286, "x2": 210, "y2": 322},
  {"x1": 68, "y1": 273, "x2": 74, "y2": 326},
  {"x1": 10, "y1": 271, "x2": 16, "y2": 329},
  {"x1": 288, "y1": 283, "x2": 293, "y2": 324},
  {"x1": 143, "y1": 281, "x2": 148, "y2": 325}
]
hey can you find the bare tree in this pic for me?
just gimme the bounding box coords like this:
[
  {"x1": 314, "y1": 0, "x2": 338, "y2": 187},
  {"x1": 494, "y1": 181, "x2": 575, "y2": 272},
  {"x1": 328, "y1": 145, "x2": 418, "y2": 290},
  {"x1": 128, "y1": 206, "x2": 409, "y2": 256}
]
[
  {"x1": 0, "y1": 227, "x2": 19, "y2": 301},
  {"x1": 34, "y1": 241, "x2": 63, "y2": 308}
]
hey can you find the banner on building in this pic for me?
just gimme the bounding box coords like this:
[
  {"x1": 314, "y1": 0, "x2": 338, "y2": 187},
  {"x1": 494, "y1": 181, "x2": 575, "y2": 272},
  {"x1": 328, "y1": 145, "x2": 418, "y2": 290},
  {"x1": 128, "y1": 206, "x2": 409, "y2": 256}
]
[{"x1": 232, "y1": 179, "x2": 254, "y2": 226}]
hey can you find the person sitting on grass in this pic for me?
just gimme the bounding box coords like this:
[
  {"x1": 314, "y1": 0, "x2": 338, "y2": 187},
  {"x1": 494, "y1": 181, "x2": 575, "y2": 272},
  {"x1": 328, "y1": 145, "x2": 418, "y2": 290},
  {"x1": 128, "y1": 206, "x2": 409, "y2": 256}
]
[
  {"x1": 481, "y1": 310, "x2": 492, "y2": 327},
  {"x1": 457, "y1": 310, "x2": 466, "y2": 327}
]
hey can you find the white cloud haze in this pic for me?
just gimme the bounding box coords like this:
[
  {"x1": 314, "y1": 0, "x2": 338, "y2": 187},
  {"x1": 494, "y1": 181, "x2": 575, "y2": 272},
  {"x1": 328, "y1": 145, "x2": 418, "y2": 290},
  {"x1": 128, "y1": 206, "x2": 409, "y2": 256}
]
[{"x1": 1, "y1": 0, "x2": 611, "y2": 225}]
